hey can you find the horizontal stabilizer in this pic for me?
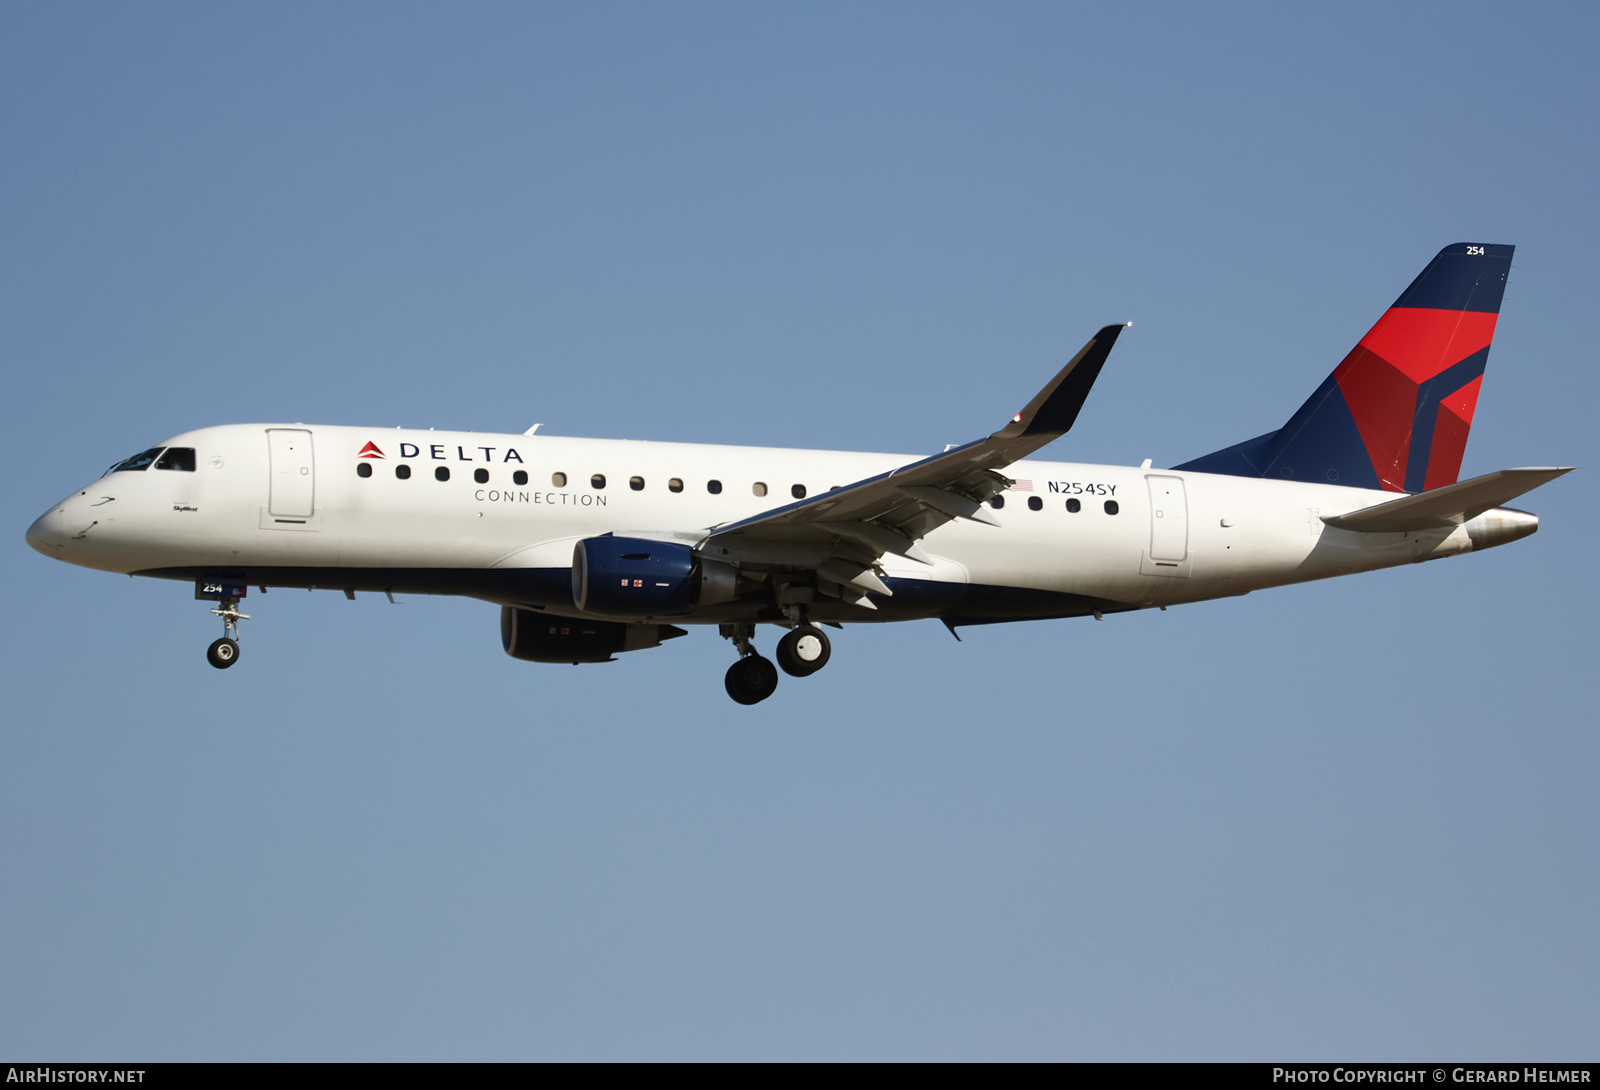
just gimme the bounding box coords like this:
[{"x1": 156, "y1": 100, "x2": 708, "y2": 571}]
[{"x1": 1321, "y1": 467, "x2": 1573, "y2": 532}]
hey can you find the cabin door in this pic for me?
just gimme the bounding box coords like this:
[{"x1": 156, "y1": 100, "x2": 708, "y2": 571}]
[
  {"x1": 267, "y1": 429, "x2": 316, "y2": 518},
  {"x1": 1146, "y1": 474, "x2": 1188, "y2": 562}
]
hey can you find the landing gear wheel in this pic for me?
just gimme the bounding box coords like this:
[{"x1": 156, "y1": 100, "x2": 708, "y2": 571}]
[
  {"x1": 776, "y1": 626, "x2": 831, "y2": 677},
  {"x1": 725, "y1": 654, "x2": 779, "y2": 705},
  {"x1": 207, "y1": 637, "x2": 240, "y2": 670}
]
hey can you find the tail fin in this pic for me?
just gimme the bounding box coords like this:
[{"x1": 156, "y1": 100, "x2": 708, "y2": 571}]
[{"x1": 1175, "y1": 243, "x2": 1514, "y2": 491}]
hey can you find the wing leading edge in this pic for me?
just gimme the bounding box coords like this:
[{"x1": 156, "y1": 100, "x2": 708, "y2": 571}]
[{"x1": 699, "y1": 324, "x2": 1128, "y2": 604}]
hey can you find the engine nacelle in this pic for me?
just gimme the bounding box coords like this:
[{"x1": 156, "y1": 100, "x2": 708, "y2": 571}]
[
  {"x1": 500, "y1": 607, "x2": 685, "y2": 664},
  {"x1": 571, "y1": 535, "x2": 738, "y2": 618}
]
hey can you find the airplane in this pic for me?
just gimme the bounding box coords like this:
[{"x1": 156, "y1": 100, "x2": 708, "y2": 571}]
[{"x1": 25, "y1": 243, "x2": 1573, "y2": 704}]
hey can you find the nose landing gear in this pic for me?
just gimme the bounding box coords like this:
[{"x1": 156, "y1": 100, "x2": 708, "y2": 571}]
[
  {"x1": 207, "y1": 637, "x2": 240, "y2": 669},
  {"x1": 206, "y1": 595, "x2": 249, "y2": 670}
]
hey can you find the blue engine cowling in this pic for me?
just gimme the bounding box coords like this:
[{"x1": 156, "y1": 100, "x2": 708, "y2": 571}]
[{"x1": 573, "y1": 535, "x2": 736, "y2": 618}]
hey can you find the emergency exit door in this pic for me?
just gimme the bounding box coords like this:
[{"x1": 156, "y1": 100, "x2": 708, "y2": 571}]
[
  {"x1": 1146, "y1": 474, "x2": 1188, "y2": 562},
  {"x1": 267, "y1": 429, "x2": 315, "y2": 518}
]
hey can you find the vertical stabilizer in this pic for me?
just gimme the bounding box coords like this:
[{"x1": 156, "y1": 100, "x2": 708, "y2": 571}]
[{"x1": 1175, "y1": 243, "x2": 1513, "y2": 491}]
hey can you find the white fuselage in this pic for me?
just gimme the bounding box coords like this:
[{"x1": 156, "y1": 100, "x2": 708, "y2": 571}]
[{"x1": 26, "y1": 423, "x2": 1525, "y2": 627}]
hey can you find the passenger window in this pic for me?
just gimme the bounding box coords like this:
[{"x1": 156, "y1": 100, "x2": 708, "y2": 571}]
[
  {"x1": 707, "y1": 479, "x2": 722, "y2": 495},
  {"x1": 752, "y1": 482, "x2": 768, "y2": 497},
  {"x1": 155, "y1": 447, "x2": 196, "y2": 472},
  {"x1": 989, "y1": 495, "x2": 1004, "y2": 509},
  {"x1": 435, "y1": 466, "x2": 450, "y2": 482},
  {"x1": 474, "y1": 468, "x2": 489, "y2": 484},
  {"x1": 396, "y1": 464, "x2": 412, "y2": 480},
  {"x1": 1104, "y1": 500, "x2": 1119, "y2": 515},
  {"x1": 110, "y1": 447, "x2": 164, "y2": 473},
  {"x1": 791, "y1": 484, "x2": 806, "y2": 499},
  {"x1": 591, "y1": 474, "x2": 606, "y2": 489},
  {"x1": 668, "y1": 478, "x2": 684, "y2": 493},
  {"x1": 1066, "y1": 498, "x2": 1081, "y2": 513},
  {"x1": 357, "y1": 462, "x2": 373, "y2": 479},
  {"x1": 629, "y1": 476, "x2": 645, "y2": 491},
  {"x1": 1028, "y1": 496, "x2": 1043, "y2": 511},
  {"x1": 513, "y1": 470, "x2": 528, "y2": 486},
  {"x1": 552, "y1": 472, "x2": 567, "y2": 487}
]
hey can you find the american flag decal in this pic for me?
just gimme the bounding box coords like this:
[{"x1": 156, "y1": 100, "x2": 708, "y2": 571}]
[{"x1": 1010, "y1": 479, "x2": 1034, "y2": 492}]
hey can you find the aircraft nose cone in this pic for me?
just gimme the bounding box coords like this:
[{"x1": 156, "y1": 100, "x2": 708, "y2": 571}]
[{"x1": 25, "y1": 507, "x2": 67, "y2": 556}]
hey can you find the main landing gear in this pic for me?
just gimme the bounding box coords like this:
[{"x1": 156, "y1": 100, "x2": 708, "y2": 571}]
[
  {"x1": 206, "y1": 595, "x2": 249, "y2": 670},
  {"x1": 721, "y1": 620, "x2": 833, "y2": 705},
  {"x1": 725, "y1": 652, "x2": 779, "y2": 706},
  {"x1": 776, "y1": 626, "x2": 831, "y2": 677}
]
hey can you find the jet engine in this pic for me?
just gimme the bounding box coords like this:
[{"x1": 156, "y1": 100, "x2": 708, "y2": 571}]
[
  {"x1": 500, "y1": 607, "x2": 686, "y2": 664},
  {"x1": 571, "y1": 535, "x2": 738, "y2": 618}
]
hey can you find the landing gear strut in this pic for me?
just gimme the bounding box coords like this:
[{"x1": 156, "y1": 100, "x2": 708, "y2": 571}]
[{"x1": 206, "y1": 595, "x2": 249, "y2": 670}]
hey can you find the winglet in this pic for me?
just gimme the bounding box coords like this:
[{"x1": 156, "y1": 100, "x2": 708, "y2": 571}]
[{"x1": 993, "y1": 323, "x2": 1128, "y2": 440}]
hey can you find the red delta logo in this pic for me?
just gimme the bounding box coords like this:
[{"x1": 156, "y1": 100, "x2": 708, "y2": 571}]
[{"x1": 357, "y1": 442, "x2": 386, "y2": 460}]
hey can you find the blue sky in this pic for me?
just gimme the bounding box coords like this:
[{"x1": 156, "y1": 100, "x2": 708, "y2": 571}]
[{"x1": 3, "y1": 2, "x2": 1595, "y2": 1060}]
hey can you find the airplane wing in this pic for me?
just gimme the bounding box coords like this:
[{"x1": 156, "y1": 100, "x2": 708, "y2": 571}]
[
  {"x1": 699, "y1": 323, "x2": 1128, "y2": 604},
  {"x1": 1321, "y1": 466, "x2": 1574, "y2": 533}
]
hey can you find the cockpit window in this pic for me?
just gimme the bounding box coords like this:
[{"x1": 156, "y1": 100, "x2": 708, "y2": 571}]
[
  {"x1": 108, "y1": 447, "x2": 165, "y2": 474},
  {"x1": 155, "y1": 447, "x2": 196, "y2": 472}
]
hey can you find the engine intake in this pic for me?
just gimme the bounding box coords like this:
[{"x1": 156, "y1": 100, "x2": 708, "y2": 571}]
[{"x1": 571, "y1": 535, "x2": 737, "y2": 618}]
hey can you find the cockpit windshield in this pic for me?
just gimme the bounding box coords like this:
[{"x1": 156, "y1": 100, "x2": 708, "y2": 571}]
[
  {"x1": 107, "y1": 447, "x2": 165, "y2": 474},
  {"x1": 155, "y1": 447, "x2": 196, "y2": 471}
]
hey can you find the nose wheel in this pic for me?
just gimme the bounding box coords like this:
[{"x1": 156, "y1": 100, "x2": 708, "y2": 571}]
[
  {"x1": 206, "y1": 595, "x2": 249, "y2": 670},
  {"x1": 207, "y1": 637, "x2": 240, "y2": 669}
]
